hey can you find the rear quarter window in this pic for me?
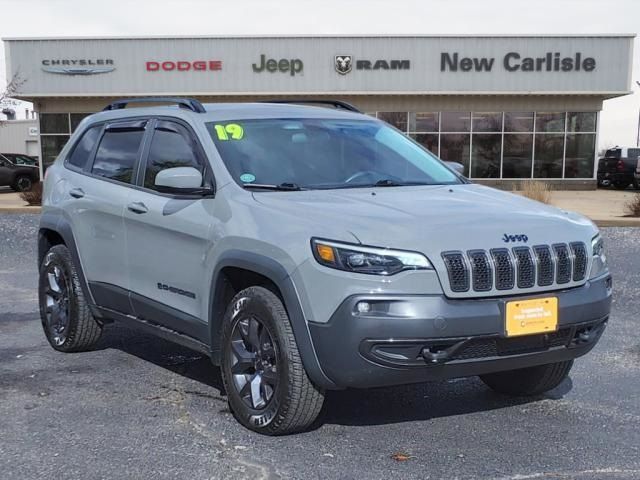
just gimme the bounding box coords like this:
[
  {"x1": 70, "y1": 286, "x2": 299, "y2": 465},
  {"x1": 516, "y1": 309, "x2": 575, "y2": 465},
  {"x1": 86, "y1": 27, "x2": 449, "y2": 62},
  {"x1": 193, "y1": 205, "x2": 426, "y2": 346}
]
[{"x1": 67, "y1": 126, "x2": 102, "y2": 169}]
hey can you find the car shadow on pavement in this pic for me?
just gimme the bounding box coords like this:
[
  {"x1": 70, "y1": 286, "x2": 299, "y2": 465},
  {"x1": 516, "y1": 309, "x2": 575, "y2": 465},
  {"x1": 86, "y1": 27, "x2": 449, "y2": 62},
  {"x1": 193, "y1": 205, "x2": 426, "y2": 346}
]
[
  {"x1": 96, "y1": 324, "x2": 573, "y2": 429},
  {"x1": 96, "y1": 326, "x2": 226, "y2": 394},
  {"x1": 318, "y1": 377, "x2": 573, "y2": 427}
]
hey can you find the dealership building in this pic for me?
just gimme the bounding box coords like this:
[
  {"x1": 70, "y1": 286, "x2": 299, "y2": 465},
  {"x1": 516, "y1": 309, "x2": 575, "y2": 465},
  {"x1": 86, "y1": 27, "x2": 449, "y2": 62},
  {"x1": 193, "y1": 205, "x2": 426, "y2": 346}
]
[{"x1": 3, "y1": 34, "x2": 635, "y2": 188}]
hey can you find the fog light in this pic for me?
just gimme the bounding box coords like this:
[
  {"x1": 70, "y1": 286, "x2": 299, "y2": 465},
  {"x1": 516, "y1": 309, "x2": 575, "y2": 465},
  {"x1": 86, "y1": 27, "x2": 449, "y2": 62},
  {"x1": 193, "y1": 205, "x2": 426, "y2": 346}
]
[{"x1": 356, "y1": 301, "x2": 371, "y2": 314}]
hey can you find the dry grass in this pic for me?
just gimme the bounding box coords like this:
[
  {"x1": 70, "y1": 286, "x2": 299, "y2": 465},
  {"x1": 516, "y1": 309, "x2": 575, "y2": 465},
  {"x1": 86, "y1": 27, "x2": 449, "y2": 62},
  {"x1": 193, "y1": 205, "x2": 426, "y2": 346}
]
[
  {"x1": 514, "y1": 181, "x2": 553, "y2": 204},
  {"x1": 624, "y1": 192, "x2": 640, "y2": 217},
  {"x1": 18, "y1": 181, "x2": 43, "y2": 206}
]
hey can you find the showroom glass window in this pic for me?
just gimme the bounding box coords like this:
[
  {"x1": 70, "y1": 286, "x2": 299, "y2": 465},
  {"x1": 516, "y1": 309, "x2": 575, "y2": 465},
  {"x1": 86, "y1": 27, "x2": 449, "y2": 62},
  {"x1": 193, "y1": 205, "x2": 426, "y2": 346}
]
[
  {"x1": 503, "y1": 112, "x2": 534, "y2": 178},
  {"x1": 40, "y1": 112, "x2": 95, "y2": 170},
  {"x1": 470, "y1": 113, "x2": 502, "y2": 178},
  {"x1": 371, "y1": 110, "x2": 597, "y2": 180},
  {"x1": 408, "y1": 112, "x2": 439, "y2": 155}
]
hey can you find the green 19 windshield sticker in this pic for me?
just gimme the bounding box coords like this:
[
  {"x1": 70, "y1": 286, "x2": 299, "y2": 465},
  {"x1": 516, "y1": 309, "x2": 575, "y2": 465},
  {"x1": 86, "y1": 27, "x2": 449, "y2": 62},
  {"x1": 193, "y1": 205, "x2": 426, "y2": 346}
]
[{"x1": 214, "y1": 123, "x2": 244, "y2": 140}]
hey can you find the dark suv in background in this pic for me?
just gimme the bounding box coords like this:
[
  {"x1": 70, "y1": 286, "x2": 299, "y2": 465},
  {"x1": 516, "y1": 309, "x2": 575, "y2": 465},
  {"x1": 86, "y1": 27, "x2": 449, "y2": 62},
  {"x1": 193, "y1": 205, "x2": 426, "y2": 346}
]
[
  {"x1": 0, "y1": 153, "x2": 40, "y2": 191},
  {"x1": 597, "y1": 147, "x2": 640, "y2": 190}
]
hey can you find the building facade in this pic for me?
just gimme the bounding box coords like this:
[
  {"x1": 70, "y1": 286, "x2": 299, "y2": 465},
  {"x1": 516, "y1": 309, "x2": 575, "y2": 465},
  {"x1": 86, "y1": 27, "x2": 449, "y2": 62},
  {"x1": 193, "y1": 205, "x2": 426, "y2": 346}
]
[
  {"x1": 0, "y1": 119, "x2": 39, "y2": 157},
  {"x1": 3, "y1": 35, "x2": 635, "y2": 187}
]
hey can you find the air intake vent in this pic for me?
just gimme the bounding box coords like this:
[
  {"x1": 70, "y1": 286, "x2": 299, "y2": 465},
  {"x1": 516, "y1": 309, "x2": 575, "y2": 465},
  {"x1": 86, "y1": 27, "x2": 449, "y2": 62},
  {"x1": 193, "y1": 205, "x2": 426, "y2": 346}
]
[
  {"x1": 513, "y1": 247, "x2": 535, "y2": 288},
  {"x1": 570, "y1": 242, "x2": 587, "y2": 281},
  {"x1": 533, "y1": 245, "x2": 554, "y2": 287},
  {"x1": 468, "y1": 250, "x2": 493, "y2": 292},
  {"x1": 491, "y1": 249, "x2": 515, "y2": 290},
  {"x1": 553, "y1": 244, "x2": 572, "y2": 284},
  {"x1": 441, "y1": 252, "x2": 469, "y2": 292}
]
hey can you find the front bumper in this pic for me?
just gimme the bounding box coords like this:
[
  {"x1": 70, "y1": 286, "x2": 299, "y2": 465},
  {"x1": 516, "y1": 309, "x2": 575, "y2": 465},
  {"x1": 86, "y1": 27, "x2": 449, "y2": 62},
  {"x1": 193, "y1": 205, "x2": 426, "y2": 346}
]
[{"x1": 308, "y1": 274, "x2": 612, "y2": 389}]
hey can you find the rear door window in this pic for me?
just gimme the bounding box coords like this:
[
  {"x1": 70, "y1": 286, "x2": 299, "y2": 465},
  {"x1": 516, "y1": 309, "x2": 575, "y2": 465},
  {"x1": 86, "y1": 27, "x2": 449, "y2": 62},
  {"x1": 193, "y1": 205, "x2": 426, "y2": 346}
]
[
  {"x1": 91, "y1": 121, "x2": 146, "y2": 184},
  {"x1": 67, "y1": 126, "x2": 102, "y2": 169}
]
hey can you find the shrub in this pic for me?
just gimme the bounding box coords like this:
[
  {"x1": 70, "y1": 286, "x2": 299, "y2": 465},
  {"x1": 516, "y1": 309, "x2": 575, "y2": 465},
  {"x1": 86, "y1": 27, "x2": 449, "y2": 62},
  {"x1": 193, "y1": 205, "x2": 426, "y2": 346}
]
[
  {"x1": 18, "y1": 181, "x2": 43, "y2": 206},
  {"x1": 624, "y1": 192, "x2": 640, "y2": 217},
  {"x1": 514, "y1": 181, "x2": 553, "y2": 204}
]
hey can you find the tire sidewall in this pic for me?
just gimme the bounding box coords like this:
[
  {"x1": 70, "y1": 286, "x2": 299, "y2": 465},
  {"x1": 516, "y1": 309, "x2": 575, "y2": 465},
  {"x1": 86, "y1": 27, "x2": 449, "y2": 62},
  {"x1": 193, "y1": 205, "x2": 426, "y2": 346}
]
[
  {"x1": 221, "y1": 289, "x2": 291, "y2": 433},
  {"x1": 38, "y1": 247, "x2": 79, "y2": 351}
]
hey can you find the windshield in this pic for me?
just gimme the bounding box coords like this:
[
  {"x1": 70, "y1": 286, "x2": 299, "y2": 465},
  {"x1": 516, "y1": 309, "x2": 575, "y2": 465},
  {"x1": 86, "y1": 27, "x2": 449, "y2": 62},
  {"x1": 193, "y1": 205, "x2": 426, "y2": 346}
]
[{"x1": 207, "y1": 118, "x2": 461, "y2": 190}]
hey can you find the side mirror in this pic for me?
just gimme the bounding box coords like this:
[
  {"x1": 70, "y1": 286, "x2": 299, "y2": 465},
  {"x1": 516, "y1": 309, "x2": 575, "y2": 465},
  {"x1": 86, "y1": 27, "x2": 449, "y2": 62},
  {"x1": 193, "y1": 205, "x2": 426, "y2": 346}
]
[
  {"x1": 445, "y1": 161, "x2": 465, "y2": 176},
  {"x1": 154, "y1": 167, "x2": 210, "y2": 194}
]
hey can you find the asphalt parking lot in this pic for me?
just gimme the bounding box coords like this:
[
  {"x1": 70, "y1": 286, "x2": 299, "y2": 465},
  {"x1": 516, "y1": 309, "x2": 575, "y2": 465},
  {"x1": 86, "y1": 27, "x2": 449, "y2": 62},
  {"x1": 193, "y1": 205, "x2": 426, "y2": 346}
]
[{"x1": 1, "y1": 214, "x2": 639, "y2": 480}]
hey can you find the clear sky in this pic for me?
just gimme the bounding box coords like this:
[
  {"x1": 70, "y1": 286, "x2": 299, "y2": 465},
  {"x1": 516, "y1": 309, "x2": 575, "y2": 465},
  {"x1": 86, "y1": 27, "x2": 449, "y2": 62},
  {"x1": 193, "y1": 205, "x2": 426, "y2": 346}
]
[{"x1": 0, "y1": 0, "x2": 638, "y2": 149}]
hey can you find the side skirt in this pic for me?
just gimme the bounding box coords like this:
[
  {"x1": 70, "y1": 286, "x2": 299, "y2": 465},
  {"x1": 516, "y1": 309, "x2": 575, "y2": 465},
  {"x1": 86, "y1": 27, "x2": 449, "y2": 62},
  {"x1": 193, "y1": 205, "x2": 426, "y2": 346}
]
[{"x1": 94, "y1": 306, "x2": 212, "y2": 357}]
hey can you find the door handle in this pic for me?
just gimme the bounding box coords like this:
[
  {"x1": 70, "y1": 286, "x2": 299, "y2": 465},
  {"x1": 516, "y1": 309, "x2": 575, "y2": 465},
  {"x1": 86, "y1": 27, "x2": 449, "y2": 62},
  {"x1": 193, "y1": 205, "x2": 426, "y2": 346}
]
[
  {"x1": 69, "y1": 188, "x2": 84, "y2": 199},
  {"x1": 127, "y1": 202, "x2": 148, "y2": 214}
]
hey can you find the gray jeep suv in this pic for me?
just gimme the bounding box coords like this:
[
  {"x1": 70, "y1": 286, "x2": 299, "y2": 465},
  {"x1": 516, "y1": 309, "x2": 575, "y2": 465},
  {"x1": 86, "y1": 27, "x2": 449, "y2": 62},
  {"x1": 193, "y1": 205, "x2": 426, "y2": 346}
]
[{"x1": 38, "y1": 98, "x2": 612, "y2": 435}]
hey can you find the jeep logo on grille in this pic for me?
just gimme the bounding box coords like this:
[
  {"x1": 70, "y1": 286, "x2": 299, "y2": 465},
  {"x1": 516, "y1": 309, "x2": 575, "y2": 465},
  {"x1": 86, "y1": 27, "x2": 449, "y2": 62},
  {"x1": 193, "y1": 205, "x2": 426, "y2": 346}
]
[{"x1": 502, "y1": 234, "x2": 529, "y2": 243}]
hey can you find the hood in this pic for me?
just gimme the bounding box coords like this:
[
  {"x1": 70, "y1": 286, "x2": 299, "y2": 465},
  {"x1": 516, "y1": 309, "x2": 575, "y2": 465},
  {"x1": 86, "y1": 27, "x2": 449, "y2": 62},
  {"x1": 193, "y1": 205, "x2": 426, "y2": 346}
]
[{"x1": 252, "y1": 184, "x2": 597, "y2": 254}]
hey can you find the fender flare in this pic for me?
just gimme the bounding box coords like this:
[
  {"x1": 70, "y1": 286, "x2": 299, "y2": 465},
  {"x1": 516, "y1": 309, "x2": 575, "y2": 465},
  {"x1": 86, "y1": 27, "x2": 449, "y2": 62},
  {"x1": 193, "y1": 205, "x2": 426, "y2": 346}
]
[
  {"x1": 39, "y1": 212, "x2": 96, "y2": 307},
  {"x1": 209, "y1": 249, "x2": 338, "y2": 390}
]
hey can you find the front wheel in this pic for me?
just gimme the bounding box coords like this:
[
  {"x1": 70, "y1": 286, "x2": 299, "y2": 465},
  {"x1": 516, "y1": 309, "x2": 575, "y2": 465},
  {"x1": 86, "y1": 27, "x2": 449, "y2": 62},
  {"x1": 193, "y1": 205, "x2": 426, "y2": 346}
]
[
  {"x1": 480, "y1": 360, "x2": 573, "y2": 396},
  {"x1": 221, "y1": 286, "x2": 325, "y2": 435},
  {"x1": 12, "y1": 175, "x2": 33, "y2": 192}
]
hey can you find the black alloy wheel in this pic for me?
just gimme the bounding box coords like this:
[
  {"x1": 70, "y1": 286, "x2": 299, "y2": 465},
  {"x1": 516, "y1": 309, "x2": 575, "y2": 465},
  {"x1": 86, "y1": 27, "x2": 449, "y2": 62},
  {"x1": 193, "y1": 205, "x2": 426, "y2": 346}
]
[
  {"x1": 42, "y1": 264, "x2": 71, "y2": 347},
  {"x1": 14, "y1": 176, "x2": 33, "y2": 192},
  {"x1": 229, "y1": 315, "x2": 279, "y2": 410}
]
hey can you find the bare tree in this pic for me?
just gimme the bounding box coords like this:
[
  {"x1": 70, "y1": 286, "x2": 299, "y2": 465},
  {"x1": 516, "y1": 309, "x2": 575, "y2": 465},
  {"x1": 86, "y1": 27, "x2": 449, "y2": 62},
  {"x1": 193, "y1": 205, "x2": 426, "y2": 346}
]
[{"x1": 0, "y1": 73, "x2": 26, "y2": 121}]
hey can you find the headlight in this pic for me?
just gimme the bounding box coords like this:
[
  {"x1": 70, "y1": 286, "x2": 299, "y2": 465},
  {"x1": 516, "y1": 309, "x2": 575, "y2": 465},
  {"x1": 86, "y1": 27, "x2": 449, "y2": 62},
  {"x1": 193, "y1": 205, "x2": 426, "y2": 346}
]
[
  {"x1": 311, "y1": 238, "x2": 432, "y2": 275},
  {"x1": 589, "y1": 234, "x2": 608, "y2": 279}
]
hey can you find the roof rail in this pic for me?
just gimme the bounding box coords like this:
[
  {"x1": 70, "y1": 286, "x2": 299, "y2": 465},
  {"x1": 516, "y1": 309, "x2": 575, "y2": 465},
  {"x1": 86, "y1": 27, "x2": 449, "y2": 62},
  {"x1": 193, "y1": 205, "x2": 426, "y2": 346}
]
[
  {"x1": 103, "y1": 97, "x2": 206, "y2": 113},
  {"x1": 260, "y1": 99, "x2": 362, "y2": 113}
]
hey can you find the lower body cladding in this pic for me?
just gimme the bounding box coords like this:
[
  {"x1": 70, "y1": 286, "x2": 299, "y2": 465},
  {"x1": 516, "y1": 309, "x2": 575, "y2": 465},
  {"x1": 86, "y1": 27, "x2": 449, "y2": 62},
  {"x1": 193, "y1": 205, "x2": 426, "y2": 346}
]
[{"x1": 308, "y1": 274, "x2": 612, "y2": 389}]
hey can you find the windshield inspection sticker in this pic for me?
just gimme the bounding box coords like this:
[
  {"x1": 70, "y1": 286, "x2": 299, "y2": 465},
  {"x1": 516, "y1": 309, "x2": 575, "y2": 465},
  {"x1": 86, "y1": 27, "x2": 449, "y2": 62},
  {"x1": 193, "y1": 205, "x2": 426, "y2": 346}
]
[
  {"x1": 214, "y1": 123, "x2": 244, "y2": 140},
  {"x1": 240, "y1": 173, "x2": 256, "y2": 183}
]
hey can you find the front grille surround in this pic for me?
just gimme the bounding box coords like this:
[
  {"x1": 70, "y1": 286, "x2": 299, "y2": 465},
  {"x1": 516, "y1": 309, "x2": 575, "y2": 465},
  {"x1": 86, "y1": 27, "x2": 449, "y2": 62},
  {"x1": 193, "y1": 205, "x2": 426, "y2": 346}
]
[{"x1": 442, "y1": 242, "x2": 588, "y2": 295}]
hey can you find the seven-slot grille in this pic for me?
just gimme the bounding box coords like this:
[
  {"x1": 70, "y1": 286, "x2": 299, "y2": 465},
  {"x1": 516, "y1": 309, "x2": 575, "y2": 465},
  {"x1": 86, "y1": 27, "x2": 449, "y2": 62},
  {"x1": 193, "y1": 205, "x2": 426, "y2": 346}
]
[{"x1": 441, "y1": 242, "x2": 587, "y2": 294}]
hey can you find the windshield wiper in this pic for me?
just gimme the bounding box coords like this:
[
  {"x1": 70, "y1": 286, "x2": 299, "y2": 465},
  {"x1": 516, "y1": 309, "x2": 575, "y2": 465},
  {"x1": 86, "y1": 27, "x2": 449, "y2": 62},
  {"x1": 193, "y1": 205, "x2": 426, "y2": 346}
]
[
  {"x1": 242, "y1": 182, "x2": 304, "y2": 191},
  {"x1": 373, "y1": 179, "x2": 406, "y2": 187}
]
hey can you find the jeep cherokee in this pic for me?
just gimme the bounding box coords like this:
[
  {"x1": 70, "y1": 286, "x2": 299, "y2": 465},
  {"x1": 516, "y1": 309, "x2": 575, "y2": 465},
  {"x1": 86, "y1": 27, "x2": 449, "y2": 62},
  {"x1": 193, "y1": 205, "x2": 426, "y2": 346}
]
[{"x1": 38, "y1": 98, "x2": 612, "y2": 435}]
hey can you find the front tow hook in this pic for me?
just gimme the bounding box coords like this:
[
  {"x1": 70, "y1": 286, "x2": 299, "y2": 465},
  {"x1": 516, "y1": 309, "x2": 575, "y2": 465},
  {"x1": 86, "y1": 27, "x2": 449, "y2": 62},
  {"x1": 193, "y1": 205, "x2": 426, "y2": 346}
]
[{"x1": 421, "y1": 340, "x2": 467, "y2": 364}]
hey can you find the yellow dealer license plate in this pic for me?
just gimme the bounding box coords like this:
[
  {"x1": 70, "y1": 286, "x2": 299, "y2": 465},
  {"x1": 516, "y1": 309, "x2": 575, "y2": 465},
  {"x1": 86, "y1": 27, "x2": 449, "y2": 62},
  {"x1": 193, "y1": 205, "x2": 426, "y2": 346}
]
[{"x1": 505, "y1": 297, "x2": 558, "y2": 337}]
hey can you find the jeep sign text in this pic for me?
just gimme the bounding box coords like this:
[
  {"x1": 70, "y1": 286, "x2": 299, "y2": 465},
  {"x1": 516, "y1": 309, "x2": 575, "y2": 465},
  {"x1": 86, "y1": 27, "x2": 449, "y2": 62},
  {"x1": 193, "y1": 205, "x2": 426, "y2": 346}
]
[{"x1": 252, "y1": 54, "x2": 303, "y2": 76}]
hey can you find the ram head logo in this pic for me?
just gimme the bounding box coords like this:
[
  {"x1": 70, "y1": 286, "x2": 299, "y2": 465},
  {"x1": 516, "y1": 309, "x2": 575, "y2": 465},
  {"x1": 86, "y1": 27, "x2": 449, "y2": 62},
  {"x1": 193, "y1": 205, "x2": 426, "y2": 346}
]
[{"x1": 335, "y1": 55, "x2": 353, "y2": 75}]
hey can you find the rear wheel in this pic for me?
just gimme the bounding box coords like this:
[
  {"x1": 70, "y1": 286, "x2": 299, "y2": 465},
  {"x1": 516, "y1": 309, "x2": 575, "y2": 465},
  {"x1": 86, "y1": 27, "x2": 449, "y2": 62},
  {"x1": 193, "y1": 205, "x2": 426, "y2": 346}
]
[
  {"x1": 480, "y1": 360, "x2": 573, "y2": 396},
  {"x1": 38, "y1": 244, "x2": 103, "y2": 352},
  {"x1": 12, "y1": 175, "x2": 33, "y2": 192},
  {"x1": 221, "y1": 286, "x2": 325, "y2": 435}
]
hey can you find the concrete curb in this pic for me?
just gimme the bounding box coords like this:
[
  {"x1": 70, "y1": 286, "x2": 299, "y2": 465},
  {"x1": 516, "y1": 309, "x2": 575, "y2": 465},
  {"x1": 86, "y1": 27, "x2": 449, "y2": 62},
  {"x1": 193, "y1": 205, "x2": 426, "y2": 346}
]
[
  {"x1": 592, "y1": 219, "x2": 640, "y2": 228},
  {"x1": 0, "y1": 206, "x2": 42, "y2": 214}
]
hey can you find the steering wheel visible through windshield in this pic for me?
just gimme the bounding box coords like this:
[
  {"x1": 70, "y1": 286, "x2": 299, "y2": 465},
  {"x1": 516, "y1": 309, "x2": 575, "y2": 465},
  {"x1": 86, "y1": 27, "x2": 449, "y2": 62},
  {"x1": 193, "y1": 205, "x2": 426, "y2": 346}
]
[{"x1": 207, "y1": 118, "x2": 462, "y2": 190}]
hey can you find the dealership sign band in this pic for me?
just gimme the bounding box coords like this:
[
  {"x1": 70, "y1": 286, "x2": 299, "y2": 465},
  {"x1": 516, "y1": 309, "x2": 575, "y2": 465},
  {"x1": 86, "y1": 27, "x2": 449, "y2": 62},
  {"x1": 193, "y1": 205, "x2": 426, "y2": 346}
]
[{"x1": 41, "y1": 58, "x2": 115, "y2": 75}]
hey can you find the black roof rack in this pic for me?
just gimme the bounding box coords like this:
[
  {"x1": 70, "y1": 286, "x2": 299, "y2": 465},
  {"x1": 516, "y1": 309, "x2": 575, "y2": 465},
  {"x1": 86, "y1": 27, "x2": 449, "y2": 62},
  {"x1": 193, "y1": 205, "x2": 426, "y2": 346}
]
[
  {"x1": 260, "y1": 99, "x2": 362, "y2": 113},
  {"x1": 103, "y1": 97, "x2": 206, "y2": 113}
]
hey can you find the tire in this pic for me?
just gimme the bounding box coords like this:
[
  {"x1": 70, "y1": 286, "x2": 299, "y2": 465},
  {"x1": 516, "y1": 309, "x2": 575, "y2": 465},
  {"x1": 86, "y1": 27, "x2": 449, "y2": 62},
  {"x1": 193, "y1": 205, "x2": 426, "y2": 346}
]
[
  {"x1": 38, "y1": 244, "x2": 103, "y2": 352},
  {"x1": 612, "y1": 180, "x2": 630, "y2": 190},
  {"x1": 480, "y1": 360, "x2": 573, "y2": 397},
  {"x1": 220, "y1": 286, "x2": 325, "y2": 435},
  {"x1": 633, "y1": 178, "x2": 640, "y2": 190},
  {"x1": 11, "y1": 175, "x2": 33, "y2": 192}
]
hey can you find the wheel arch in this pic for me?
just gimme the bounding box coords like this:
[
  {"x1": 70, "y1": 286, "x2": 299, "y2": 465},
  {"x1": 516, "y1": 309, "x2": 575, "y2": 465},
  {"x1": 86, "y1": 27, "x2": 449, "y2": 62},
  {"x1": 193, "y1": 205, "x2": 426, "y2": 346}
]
[
  {"x1": 39, "y1": 212, "x2": 96, "y2": 308},
  {"x1": 209, "y1": 250, "x2": 338, "y2": 390}
]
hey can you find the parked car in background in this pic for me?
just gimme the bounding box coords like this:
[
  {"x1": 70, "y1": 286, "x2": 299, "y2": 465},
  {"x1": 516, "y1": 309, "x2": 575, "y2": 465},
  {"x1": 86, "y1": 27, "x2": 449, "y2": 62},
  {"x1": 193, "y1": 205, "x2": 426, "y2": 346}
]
[
  {"x1": 597, "y1": 147, "x2": 640, "y2": 190},
  {"x1": 1, "y1": 153, "x2": 39, "y2": 167},
  {"x1": 0, "y1": 153, "x2": 40, "y2": 191}
]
